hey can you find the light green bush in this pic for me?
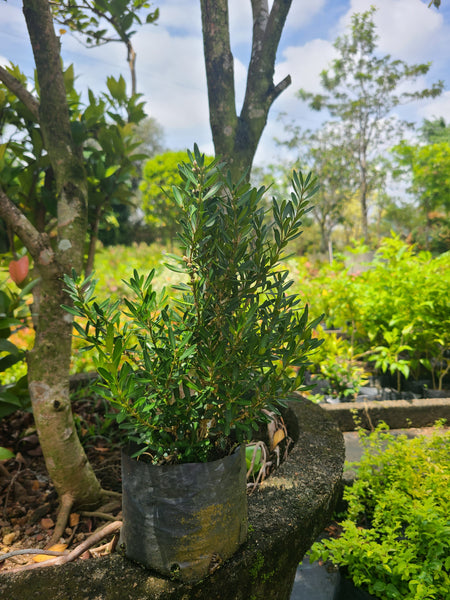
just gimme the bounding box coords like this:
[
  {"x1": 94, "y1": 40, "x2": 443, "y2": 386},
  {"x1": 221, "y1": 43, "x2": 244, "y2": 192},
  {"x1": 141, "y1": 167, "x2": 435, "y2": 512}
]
[{"x1": 309, "y1": 424, "x2": 450, "y2": 600}]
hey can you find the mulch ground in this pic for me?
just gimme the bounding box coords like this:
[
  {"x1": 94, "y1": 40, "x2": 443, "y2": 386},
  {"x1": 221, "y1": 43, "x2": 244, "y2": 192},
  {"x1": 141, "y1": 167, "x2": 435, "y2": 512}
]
[{"x1": 0, "y1": 394, "x2": 123, "y2": 571}]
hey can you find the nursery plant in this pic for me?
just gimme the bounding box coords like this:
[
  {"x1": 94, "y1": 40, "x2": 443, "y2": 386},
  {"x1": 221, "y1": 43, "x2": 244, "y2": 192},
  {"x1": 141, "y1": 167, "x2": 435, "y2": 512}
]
[
  {"x1": 309, "y1": 424, "x2": 450, "y2": 600},
  {"x1": 307, "y1": 326, "x2": 369, "y2": 401},
  {"x1": 62, "y1": 146, "x2": 322, "y2": 580},
  {"x1": 296, "y1": 237, "x2": 450, "y2": 394},
  {"x1": 63, "y1": 146, "x2": 321, "y2": 464}
]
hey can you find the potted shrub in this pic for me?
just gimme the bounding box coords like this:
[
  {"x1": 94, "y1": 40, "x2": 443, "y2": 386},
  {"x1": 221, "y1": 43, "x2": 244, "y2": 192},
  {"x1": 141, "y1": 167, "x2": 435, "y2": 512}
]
[
  {"x1": 309, "y1": 424, "x2": 450, "y2": 600},
  {"x1": 63, "y1": 146, "x2": 322, "y2": 581}
]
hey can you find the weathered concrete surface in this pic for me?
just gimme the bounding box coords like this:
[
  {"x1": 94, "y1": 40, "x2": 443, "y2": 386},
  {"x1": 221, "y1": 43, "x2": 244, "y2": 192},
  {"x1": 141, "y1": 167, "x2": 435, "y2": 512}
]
[
  {"x1": 322, "y1": 397, "x2": 450, "y2": 431},
  {"x1": 0, "y1": 399, "x2": 345, "y2": 600}
]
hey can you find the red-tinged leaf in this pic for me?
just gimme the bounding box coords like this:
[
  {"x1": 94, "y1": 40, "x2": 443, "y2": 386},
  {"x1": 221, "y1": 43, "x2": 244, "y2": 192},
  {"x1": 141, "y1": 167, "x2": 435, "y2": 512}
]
[{"x1": 9, "y1": 256, "x2": 29, "y2": 284}]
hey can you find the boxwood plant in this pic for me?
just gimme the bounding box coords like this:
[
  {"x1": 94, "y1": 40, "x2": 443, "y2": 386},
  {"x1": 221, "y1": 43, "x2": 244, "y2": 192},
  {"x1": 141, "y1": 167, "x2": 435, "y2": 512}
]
[
  {"x1": 63, "y1": 146, "x2": 322, "y2": 464},
  {"x1": 309, "y1": 424, "x2": 450, "y2": 600}
]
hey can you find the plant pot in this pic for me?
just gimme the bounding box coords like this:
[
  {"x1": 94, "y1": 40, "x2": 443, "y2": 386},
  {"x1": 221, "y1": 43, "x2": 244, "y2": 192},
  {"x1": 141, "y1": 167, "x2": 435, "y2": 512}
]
[{"x1": 120, "y1": 445, "x2": 248, "y2": 582}]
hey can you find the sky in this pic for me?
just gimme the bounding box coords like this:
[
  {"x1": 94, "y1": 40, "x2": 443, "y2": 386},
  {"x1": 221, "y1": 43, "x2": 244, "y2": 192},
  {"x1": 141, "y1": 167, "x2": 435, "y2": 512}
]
[{"x1": 1, "y1": 0, "x2": 450, "y2": 168}]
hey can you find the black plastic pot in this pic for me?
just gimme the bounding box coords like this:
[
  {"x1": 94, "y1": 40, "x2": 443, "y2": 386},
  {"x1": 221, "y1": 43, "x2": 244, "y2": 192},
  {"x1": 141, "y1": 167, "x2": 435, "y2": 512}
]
[{"x1": 120, "y1": 445, "x2": 248, "y2": 582}]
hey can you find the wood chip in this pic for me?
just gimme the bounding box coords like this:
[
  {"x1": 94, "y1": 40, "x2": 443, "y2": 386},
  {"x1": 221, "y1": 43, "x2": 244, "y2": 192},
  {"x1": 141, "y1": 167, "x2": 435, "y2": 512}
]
[
  {"x1": 3, "y1": 532, "x2": 16, "y2": 545},
  {"x1": 69, "y1": 513, "x2": 80, "y2": 527},
  {"x1": 32, "y1": 543, "x2": 67, "y2": 563},
  {"x1": 40, "y1": 518, "x2": 54, "y2": 530}
]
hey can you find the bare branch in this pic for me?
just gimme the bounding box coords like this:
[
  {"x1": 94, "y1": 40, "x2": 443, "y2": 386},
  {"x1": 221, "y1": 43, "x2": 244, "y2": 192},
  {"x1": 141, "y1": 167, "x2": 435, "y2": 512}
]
[
  {"x1": 0, "y1": 66, "x2": 40, "y2": 121},
  {"x1": 270, "y1": 74, "x2": 292, "y2": 103}
]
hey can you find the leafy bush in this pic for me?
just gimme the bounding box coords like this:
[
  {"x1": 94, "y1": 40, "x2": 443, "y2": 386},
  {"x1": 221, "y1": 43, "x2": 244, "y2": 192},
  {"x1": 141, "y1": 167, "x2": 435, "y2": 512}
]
[
  {"x1": 63, "y1": 149, "x2": 322, "y2": 464},
  {"x1": 309, "y1": 424, "x2": 450, "y2": 600},
  {"x1": 307, "y1": 326, "x2": 369, "y2": 401},
  {"x1": 296, "y1": 237, "x2": 450, "y2": 392}
]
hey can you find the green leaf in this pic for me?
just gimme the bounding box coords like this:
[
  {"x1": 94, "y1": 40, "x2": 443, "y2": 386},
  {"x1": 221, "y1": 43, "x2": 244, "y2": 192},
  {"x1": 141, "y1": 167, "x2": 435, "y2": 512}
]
[
  {"x1": 0, "y1": 447, "x2": 14, "y2": 460},
  {"x1": 105, "y1": 165, "x2": 121, "y2": 177}
]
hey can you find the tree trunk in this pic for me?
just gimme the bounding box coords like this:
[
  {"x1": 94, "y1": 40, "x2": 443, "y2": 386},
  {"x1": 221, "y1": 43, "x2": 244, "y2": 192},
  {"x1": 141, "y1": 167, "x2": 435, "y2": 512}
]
[
  {"x1": 4, "y1": 0, "x2": 103, "y2": 509},
  {"x1": 359, "y1": 160, "x2": 369, "y2": 240},
  {"x1": 200, "y1": 0, "x2": 292, "y2": 180},
  {"x1": 27, "y1": 268, "x2": 103, "y2": 508},
  {"x1": 0, "y1": 192, "x2": 103, "y2": 509}
]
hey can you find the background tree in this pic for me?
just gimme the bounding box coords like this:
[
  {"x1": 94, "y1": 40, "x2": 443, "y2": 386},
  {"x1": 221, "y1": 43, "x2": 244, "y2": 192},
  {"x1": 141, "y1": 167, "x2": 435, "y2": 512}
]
[
  {"x1": 420, "y1": 117, "x2": 450, "y2": 144},
  {"x1": 278, "y1": 121, "x2": 359, "y2": 254},
  {"x1": 140, "y1": 151, "x2": 191, "y2": 249},
  {"x1": 0, "y1": 0, "x2": 147, "y2": 541},
  {"x1": 298, "y1": 7, "x2": 443, "y2": 240},
  {"x1": 51, "y1": 0, "x2": 159, "y2": 95},
  {"x1": 393, "y1": 120, "x2": 450, "y2": 251},
  {"x1": 200, "y1": 0, "x2": 292, "y2": 180}
]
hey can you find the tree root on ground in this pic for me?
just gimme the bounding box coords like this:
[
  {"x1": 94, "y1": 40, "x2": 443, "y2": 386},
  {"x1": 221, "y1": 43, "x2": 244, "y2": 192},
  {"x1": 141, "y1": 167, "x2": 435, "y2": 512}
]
[
  {"x1": 46, "y1": 492, "x2": 74, "y2": 548},
  {"x1": 45, "y1": 489, "x2": 121, "y2": 548},
  {"x1": 1, "y1": 521, "x2": 122, "y2": 573}
]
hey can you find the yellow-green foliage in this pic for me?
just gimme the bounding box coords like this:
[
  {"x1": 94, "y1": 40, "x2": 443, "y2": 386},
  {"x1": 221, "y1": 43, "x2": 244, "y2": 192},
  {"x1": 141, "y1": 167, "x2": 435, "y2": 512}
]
[
  {"x1": 309, "y1": 424, "x2": 450, "y2": 600},
  {"x1": 292, "y1": 237, "x2": 450, "y2": 390}
]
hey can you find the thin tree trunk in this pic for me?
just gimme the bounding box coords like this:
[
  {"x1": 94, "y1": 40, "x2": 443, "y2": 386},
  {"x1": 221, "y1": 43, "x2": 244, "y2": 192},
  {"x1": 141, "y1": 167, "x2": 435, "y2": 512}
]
[
  {"x1": 8, "y1": 0, "x2": 103, "y2": 508},
  {"x1": 359, "y1": 157, "x2": 369, "y2": 240},
  {"x1": 85, "y1": 205, "x2": 102, "y2": 277}
]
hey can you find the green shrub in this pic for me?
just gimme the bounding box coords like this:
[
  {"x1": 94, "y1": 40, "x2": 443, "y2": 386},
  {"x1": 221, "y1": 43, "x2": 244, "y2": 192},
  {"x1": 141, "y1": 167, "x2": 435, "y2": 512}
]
[
  {"x1": 309, "y1": 424, "x2": 450, "y2": 600},
  {"x1": 63, "y1": 149, "x2": 322, "y2": 464},
  {"x1": 295, "y1": 237, "x2": 450, "y2": 391}
]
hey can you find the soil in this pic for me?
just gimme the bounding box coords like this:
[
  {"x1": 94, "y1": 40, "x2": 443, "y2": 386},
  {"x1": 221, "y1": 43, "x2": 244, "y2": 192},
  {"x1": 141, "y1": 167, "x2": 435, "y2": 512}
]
[{"x1": 0, "y1": 395, "x2": 123, "y2": 572}]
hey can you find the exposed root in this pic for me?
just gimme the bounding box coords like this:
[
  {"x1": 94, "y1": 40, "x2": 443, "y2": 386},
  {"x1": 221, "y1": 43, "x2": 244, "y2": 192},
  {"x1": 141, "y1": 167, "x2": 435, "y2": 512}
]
[
  {"x1": 5, "y1": 521, "x2": 122, "y2": 573},
  {"x1": 45, "y1": 492, "x2": 74, "y2": 548},
  {"x1": 46, "y1": 488, "x2": 122, "y2": 548},
  {"x1": 101, "y1": 489, "x2": 121, "y2": 500},
  {"x1": 0, "y1": 548, "x2": 67, "y2": 562},
  {"x1": 80, "y1": 510, "x2": 120, "y2": 522}
]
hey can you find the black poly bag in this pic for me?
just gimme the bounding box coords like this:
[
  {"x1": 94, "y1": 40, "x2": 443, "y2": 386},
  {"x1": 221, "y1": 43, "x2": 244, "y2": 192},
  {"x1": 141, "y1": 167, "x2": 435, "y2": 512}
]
[{"x1": 120, "y1": 445, "x2": 247, "y2": 582}]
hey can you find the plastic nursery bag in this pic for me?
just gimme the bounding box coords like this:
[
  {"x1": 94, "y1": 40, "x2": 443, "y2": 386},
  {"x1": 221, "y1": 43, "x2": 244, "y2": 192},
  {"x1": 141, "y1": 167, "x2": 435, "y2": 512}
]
[{"x1": 120, "y1": 445, "x2": 247, "y2": 582}]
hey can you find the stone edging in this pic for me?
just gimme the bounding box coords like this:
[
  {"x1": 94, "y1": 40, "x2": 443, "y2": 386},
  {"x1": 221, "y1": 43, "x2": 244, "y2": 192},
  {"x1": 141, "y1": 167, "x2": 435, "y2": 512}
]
[{"x1": 321, "y1": 397, "x2": 450, "y2": 431}]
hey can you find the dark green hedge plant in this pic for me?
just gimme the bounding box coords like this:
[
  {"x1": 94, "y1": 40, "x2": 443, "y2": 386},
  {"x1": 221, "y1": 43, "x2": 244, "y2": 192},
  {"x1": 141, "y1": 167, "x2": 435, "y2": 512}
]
[
  {"x1": 309, "y1": 424, "x2": 450, "y2": 600},
  {"x1": 63, "y1": 146, "x2": 322, "y2": 464}
]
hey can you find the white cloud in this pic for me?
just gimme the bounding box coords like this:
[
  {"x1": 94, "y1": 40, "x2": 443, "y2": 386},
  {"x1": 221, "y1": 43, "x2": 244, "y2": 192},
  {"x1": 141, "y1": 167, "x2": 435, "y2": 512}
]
[
  {"x1": 418, "y1": 90, "x2": 450, "y2": 122},
  {"x1": 229, "y1": 1, "x2": 253, "y2": 47},
  {"x1": 278, "y1": 39, "x2": 336, "y2": 95},
  {"x1": 286, "y1": 0, "x2": 327, "y2": 29},
  {"x1": 337, "y1": 0, "x2": 447, "y2": 64},
  {"x1": 157, "y1": 0, "x2": 202, "y2": 36}
]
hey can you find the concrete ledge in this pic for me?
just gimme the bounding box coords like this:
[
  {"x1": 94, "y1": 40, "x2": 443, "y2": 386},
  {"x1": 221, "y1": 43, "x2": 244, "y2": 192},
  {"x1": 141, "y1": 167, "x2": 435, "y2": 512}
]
[
  {"x1": 0, "y1": 399, "x2": 345, "y2": 600},
  {"x1": 322, "y1": 397, "x2": 450, "y2": 431}
]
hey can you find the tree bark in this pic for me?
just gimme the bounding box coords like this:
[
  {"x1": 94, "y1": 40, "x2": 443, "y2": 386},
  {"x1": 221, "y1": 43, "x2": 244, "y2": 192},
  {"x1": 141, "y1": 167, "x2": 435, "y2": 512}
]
[
  {"x1": 0, "y1": 0, "x2": 103, "y2": 509},
  {"x1": 200, "y1": 0, "x2": 292, "y2": 180}
]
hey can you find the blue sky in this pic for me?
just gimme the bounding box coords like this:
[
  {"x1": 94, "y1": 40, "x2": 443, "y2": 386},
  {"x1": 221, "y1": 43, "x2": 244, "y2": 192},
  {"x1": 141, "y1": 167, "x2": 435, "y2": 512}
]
[{"x1": 1, "y1": 0, "x2": 450, "y2": 167}]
